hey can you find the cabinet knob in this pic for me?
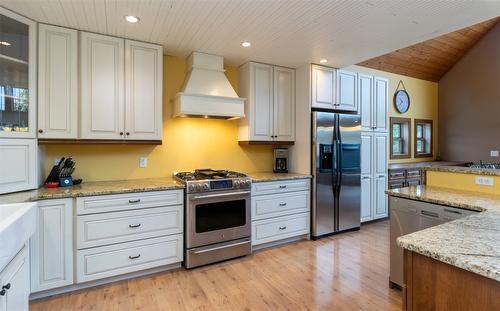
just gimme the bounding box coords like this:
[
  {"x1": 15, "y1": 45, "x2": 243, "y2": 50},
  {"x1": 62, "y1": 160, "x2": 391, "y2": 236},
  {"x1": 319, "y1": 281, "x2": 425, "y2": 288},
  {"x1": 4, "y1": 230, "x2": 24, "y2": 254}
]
[
  {"x1": 126, "y1": 132, "x2": 130, "y2": 136},
  {"x1": 38, "y1": 129, "x2": 43, "y2": 133},
  {"x1": 120, "y1": 132, "x2": 124, "y2": 136},
  {"x1": 0, "y1": 289, "x2": 5, "y2": 296},
  {"x1": 2, "y1": 283, "x2": 11, "y2": 290}
]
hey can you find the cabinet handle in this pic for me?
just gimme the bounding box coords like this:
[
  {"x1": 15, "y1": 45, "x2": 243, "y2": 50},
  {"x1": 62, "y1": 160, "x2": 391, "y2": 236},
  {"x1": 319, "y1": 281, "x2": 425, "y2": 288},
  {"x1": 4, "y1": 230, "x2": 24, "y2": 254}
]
[
  {"x1": 444, "y1": 208, "x2": 462, "y2": 215},
  {"x1": 126, "y1": 132, "x2": 130, "y2": 136},
  {"x1": 120, "y1": 132, "x2": 124, "y2": 136},
  {"x1": 362, "y1": 176, "x2": 370, "y2": 180},
  {"x1": 279, "y1": 185, "x2": 287, "y2": 189},
  {"x1": 0, "y1": 289, "x2": 5, "y2": 296},
  {"x1": 1, "y1": 283, "x2": 10, "y2": 290},
  {"x1": 279, "y1": 226, "x2": 287, "y2": 230},
  {"x1": 129, "y1": 254, "x2": 141, "y2": 260},
  {"x1": 129, "y1": 223, "x2": 141, "y2": 228},
  {"x1": 38, "y1": 129, "x2": 43, "y2": 133},
  {"x1": 279, "y1": 202, "x2": 287, "y2": 206},
  {"x1": 128, "y1": 199, "x2": 141, "y2": 204},
  {"x1": 421, "y1": 210, "x2": 439, "y2": 218}
]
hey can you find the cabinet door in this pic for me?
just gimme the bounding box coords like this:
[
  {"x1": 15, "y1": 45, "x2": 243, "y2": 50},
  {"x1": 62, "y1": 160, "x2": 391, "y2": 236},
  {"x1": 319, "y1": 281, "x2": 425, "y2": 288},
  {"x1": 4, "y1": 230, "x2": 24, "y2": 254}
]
[
  {"x1": 361, "y1": 132, "x2": 373, "y2": 176},
  {"x1": 311, "y1": 65, "x2": 335, "y2": 110},
  {"x1": 125, "y1": 40, "x2": 163, "y2": 141},
  {"x1": 374, "y1": 175, "x2": 388, "y2": 218},
  {"x1": 374, "y1": 77, "x2": 388, "y2": 132},
  {"x1": 336, "y1": 70, "x2": 357, "y2": 112},
  {"x1": 249, "y1": 63, "x2": 273, "y2": 140},
  {"x1": 273, "y1": 66, "x2": 295, "y2": 141},
  {"x1": 360, "y1": 176, "x2": 372, "y2": 222},
  {"x1": 374, "y1": 133, "x2": 388, "y2": 176},
  {"x1": 358, "y1": 74, "x2": 373, "y2": 131},
  {"x1": 30, "y1": 199, "x2": 73, "y2": 293},
  {"x1": 0, "y1": 246, "x2": 29, "y2": 311},
  {"x1": 80, "y1": 32, "x2": 125, "y2": 140},
  {"x1": 0, "y1": 8, "x2": 36, "y2": 139},
  {"x1": 38, "y1": 24, "x2": 78, "y2": 139},
  {"x1": 0, "y1": 139, "x2": 37, "y2": 194}
]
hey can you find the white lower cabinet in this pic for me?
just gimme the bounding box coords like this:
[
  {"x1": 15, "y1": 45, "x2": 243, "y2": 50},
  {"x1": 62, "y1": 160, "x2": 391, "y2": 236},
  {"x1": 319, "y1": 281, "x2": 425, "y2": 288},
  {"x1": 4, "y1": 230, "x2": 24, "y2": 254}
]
[
  {"x1": 0, "y1": 246, "x2": 30, "y2": 311},
  {"x1": 76, "y1": 235, "x2": 182, "y2": 283},
  {"x1": 251, "y1": 179, "x2": 310, "y2": 247},
  {"x1": 30, "y1": 199, "x2": 73, "y2": 293}
]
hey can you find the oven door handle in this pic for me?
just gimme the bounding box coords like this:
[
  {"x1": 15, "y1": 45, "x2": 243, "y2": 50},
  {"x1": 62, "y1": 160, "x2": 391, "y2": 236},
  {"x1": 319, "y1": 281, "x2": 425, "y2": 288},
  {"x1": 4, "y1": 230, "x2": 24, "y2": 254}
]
[
  {"x1": 191, "y1": 240, "x2": 250, "y2": 254},
  {"x1": 191, "y1": 191, "x2": 251, "y2": 200}
]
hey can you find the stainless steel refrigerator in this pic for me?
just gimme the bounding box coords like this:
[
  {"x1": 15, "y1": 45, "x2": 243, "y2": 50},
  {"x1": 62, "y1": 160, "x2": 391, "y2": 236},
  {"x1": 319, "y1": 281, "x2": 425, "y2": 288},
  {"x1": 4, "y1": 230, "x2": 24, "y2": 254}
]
[{"x1": 312, "y1": 111, "x2": 361, "y2": 239}]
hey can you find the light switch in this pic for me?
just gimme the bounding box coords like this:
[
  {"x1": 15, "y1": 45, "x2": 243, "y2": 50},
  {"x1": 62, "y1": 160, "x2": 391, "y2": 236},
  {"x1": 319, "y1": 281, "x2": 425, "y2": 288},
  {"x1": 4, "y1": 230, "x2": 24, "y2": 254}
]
[
  {"x1": 139, "y1": 157, "x2": 147, "y2": 168},
  {"x1": 475, "y1": 176, "x2": 494, "y2": 186},
  {"x1": 490, "y1": 150, "x2": 499, "y2": 157}
]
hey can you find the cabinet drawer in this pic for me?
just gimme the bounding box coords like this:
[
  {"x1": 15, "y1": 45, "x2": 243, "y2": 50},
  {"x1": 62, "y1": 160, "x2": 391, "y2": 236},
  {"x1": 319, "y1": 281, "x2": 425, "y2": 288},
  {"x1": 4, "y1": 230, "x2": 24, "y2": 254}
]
[
  {"x1": 251, "y1": 179, "x2": 310, "y2": 196},
  {"x1": 388, "y1": 180, "x2": 406, "y2": 190},
  {"x1": 252, "y1": 213, "x2": 309, "y2": 246},
  {"x1": 76, "y1": 190, "x2": 183, "y2": 215},
  {"x1": 406, "y1": 169, "x2": 421, "y2": 178},
  {"x1": 406, "y1": 177, "x2": 422, "y2": 187},
  {"x1": 388, "y1": 169, "x2": 405, "y2": 180},
  {"x1": 77, "y1": 205, "x2": 183, "y2": 249},
  {"x1": 252, "y1": 191, "x2": 309, "y2": 220},
  {"x1": 76, "y1": 235, "x2": 182, "y2": 283}
]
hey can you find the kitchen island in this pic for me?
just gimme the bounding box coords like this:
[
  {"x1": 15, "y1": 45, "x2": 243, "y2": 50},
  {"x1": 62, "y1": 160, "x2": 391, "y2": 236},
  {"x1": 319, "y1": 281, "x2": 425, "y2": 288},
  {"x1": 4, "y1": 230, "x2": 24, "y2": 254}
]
[{"x1": 387, "y1": 185, "x2": 500, "y2": 310}]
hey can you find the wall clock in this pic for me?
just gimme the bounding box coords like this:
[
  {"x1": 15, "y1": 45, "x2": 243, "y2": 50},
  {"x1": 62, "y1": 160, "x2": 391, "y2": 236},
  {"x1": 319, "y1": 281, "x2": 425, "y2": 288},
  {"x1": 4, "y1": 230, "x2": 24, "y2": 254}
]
[{"x1": 394, "y1": 80, "x2": 410, "y2": 113}]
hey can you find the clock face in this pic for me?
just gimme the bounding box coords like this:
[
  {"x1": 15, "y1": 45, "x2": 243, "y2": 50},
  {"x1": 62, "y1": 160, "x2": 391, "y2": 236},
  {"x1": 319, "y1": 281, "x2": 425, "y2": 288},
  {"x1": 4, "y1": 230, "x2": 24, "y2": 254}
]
[{"x1": 394, "y1": 90, "x2": 410, "y2": 113}]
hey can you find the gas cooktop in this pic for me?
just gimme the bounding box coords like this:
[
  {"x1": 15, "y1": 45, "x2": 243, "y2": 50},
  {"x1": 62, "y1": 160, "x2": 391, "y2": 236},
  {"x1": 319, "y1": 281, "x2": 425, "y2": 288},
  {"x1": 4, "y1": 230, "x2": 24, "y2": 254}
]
[{"x1": 173, "y1": 169, "x2": 251, "y2": 193}]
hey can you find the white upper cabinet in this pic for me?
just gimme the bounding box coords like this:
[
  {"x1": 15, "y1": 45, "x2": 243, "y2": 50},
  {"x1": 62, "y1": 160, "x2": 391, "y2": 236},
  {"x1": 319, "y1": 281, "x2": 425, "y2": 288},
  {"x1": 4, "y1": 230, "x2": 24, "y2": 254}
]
[
  {"x1": 0, "y1": 8, "x2": 36, "y2": 139},
  {"x1": 238, "y1": 62, "x2": 295, "y2": 142},
  {"x1": 125, "y1": 40, "x2": 163, "y2": 140},
  {"x1": 38, "y1": 24, "x2": 78, "y2": 139},
  {"x1": 0, "y1": 139, "x2": 37, "y2": 194},
  {"x1": 80, "y1": 32, "x2": 125, "y2": 140},
  {"x1": 336, "y1": 69, "x2": 357, "y2": 112},
  {"x1": 311, "y1": 65, "x2": 335, "y2": 110},
  {"x1": 361, "y1": 132, "x2": 373, "y2": 176},
  {"x1": 374, "y1": 77, "x2": 388, "y2": 132},
  {"x1": 358, "y1": 74, "x2": 374, "y2": 131},
  {"x1": 273, "y1": 66, "x2": 295, "y2": 141}
]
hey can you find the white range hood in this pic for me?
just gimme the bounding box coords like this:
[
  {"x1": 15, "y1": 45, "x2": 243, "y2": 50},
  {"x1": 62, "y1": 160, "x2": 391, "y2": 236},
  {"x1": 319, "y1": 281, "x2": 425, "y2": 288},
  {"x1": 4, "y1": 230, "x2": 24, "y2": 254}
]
[{"x1": 173, "y1": 52, "x2": 245, "y2": 119}]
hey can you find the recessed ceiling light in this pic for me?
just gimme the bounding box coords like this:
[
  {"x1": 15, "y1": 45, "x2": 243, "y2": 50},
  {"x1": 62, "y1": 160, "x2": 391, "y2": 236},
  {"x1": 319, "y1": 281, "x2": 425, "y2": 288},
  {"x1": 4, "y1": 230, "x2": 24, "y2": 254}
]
[
  {"x1": 319, "y1": 59, "x2": 328, "y2": 63},
  {"x1": 0, "y1": 41, "x2": 11, "y2": 46},
  {"x1": 125, "y1": 15, "x2": 140, "y2": 23},
  {"x1": 241, "y1": 41, "x2": 251, "y2": 48}
]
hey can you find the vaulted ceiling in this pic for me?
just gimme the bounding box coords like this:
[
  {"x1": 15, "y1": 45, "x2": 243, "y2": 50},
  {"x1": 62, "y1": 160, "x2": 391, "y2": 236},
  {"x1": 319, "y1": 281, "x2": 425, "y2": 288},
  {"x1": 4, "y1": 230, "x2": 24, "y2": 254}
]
[
  {"x1": 1, "y1": 1, "x2": 499, "y2": 69},
  {"x1": 357, "y1": 17, "x2": 500, "y2": 82}
]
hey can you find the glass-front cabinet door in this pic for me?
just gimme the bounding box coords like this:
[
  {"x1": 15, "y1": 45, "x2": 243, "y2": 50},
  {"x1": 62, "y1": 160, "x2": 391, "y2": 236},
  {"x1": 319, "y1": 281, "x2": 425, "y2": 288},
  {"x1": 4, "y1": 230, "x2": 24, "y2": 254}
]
[{"x1": 0, "y1": 8, "x2": 36, "y2": 138}]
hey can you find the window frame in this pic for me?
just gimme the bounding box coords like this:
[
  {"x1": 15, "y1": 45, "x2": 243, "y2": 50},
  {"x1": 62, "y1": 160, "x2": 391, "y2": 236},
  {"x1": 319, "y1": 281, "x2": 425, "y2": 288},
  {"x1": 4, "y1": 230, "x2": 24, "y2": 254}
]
[
  {"x1": 390, "y1": 117, "x2": 411, "y2": 160},
  {"x1": 414, "y1": 119, "x2": 433, "y2": 158}
]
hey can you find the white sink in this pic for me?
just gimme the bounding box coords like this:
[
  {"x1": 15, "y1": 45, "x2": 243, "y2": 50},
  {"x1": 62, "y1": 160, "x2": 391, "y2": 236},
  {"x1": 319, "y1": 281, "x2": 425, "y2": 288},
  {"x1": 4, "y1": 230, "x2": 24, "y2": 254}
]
[{"x1": 0, "y1": 202, "x2": 37, "y2": 272}]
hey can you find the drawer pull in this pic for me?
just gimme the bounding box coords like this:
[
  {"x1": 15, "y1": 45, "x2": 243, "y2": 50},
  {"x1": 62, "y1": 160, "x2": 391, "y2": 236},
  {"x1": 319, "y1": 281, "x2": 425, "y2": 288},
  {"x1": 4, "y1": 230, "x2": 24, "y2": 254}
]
[
  {"x1": 128, "y1": 199, "x2": 141, "y2": 204},
  {"x1": 279, "y1": 226, "x2": 287, "y2": 230},
  {"x1": 129, "y1": 223, "x2": 142, "y2": 228},
  {"x1": 444, "y1": 208, "x2": 462, "y2": 215},
  {"x1": 279, "y1": 185, "x2": 287, "y2": 189},
  {"x1": 421, "y1": 210, "x2": 439, "y2": 218},
  {"x1": 279, "y1": 202, "x2": 287, "y2": 206},
  {"x1": 128, "y1": 254, "x2": 141, "y2": 260}
]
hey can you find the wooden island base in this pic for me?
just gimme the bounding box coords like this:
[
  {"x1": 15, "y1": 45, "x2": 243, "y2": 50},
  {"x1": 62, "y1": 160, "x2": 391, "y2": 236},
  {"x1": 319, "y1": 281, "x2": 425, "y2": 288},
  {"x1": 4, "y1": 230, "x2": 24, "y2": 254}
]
[{"x1": 403, "y1": 250, "x2": 500, "y2": 311}]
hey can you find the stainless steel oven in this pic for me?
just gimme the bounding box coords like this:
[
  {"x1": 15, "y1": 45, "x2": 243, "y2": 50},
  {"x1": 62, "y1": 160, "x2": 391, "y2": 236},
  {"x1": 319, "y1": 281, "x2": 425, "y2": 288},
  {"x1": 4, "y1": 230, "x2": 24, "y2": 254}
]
[{"x1": 174, "y1": 169, "x2": 252, "y2": 268}]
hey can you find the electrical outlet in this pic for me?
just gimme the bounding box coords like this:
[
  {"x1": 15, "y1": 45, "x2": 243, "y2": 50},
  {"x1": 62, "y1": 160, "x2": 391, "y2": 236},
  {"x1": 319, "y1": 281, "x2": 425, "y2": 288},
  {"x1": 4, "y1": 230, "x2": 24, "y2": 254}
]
[
  {"x1": 475, "y1": 176, "x2": 494, "y2": 186},
  {"x1": 139, "y1": 157, "x2": 147, "y2": 168},
  {"x1": 490, "y1": 150, "x2": 499, "y2": 157}
]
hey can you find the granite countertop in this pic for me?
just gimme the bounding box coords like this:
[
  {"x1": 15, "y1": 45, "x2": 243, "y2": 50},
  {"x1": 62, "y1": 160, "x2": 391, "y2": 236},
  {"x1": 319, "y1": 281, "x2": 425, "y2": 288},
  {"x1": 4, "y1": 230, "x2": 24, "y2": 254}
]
[
  {"x1": 388, "y1": 161, "x2": 466, "y2": 170},
  {"x1": 0, "y1": 177, "x2": 184, "y2": 204},
  {"x1": 246, "y1": 172, "x2": 312, "y2": 182},
  {"x1": 424, "y1": 165, "x2": 500, "y2": 176},
  {"x1": 387, "y1": 185, "x2": 500, "y2": 281}
]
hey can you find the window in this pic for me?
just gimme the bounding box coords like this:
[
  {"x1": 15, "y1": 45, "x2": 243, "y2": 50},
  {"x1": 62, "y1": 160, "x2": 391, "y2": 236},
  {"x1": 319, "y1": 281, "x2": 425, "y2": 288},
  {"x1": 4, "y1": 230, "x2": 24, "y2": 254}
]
[
  {"x1": 414, "y1": 119, "x2": 433, "y2": 158},
  {"x1": 390, "y1": 117, "x2": 411, "y2": 159},
  {"x1": 12, "y1": 87, "x2": 28, "y2": 112}
]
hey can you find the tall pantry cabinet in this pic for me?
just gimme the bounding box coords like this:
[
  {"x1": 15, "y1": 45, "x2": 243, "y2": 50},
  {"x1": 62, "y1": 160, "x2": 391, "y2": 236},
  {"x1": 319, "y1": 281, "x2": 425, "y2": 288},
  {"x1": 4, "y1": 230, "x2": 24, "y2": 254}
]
[{"x1": 359, "y1": 74, "x2": 389, "y2": 222}]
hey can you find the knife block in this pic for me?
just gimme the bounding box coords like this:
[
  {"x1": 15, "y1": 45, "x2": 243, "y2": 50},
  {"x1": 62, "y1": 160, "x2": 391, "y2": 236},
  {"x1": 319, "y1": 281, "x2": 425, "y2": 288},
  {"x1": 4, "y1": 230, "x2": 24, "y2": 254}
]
[{"x1": 59, "y1": 177, "x2": 73, "y2": 187}]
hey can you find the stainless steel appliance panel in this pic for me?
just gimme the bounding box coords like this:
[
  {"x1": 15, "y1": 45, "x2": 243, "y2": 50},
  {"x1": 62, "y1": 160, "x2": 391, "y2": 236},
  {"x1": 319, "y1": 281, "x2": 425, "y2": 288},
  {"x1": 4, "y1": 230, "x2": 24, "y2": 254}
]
[
  {"x1": 185, "y1": 238, "x2": 251, "y2": 269},
  {"x1": 337, "y1": 114, "x2": 361, "y2": 231},
  {"x1": 312, "y1": 111, "x2": 336, "y2": 237}
]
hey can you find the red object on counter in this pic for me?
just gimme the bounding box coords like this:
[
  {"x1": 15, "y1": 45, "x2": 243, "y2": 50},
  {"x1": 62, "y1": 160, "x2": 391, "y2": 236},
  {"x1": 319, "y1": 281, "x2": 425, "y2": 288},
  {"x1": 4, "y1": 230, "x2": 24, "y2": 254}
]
[{"x1": 45, "y1": 182, "x2": 59, "y2": 188}]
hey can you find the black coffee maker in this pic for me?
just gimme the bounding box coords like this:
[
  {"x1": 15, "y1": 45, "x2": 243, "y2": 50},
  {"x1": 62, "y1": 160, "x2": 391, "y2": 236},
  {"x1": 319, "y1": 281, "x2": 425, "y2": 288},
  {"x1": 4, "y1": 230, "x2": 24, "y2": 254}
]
[{"x1": 273, "y1": 148, "x2": 289, "y2": 173}]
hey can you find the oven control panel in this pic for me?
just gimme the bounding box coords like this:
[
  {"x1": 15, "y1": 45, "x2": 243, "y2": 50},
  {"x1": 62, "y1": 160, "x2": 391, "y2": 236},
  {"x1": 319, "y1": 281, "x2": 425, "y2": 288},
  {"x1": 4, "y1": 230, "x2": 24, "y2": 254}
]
[{"x1": 186, "y1": 178, "x2": 251, "y2": 193}]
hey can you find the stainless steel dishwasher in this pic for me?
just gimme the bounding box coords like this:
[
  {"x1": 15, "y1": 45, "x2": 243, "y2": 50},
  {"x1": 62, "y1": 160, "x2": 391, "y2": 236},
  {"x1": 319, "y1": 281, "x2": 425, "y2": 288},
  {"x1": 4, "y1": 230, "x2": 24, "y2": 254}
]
[{"x1": 389, "y1": 196, "x2": 477, "y2": 288}]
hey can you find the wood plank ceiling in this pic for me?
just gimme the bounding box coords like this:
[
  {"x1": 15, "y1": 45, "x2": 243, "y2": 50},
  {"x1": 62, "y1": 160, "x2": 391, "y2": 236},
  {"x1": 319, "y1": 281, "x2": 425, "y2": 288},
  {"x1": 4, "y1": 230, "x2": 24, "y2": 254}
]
[
  {"x1": 1, "y1": 1, "x2": 499, "y2": 68},
  {"x1": 357, "y1": 17, "x2": 500, "y2": 82}
]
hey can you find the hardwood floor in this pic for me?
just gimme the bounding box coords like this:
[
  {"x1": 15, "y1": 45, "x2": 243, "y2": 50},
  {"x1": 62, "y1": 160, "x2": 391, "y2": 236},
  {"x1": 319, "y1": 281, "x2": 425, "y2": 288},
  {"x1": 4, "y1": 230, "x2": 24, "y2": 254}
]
[{"x1": 30, "y1": 220, "x2": 401, "y2": 311}]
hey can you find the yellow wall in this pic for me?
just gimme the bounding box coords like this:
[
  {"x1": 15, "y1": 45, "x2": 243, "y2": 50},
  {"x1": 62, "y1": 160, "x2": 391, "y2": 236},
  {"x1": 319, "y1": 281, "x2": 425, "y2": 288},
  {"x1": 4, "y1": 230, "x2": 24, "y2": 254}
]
[
  {"x1": 41, "y1": 55, "x2": 274, "y2": 182},
  {"x1": 426, "y1": 171, "x2": 500, "y2": 194},
  {"x1": 347, "y1": 65, "x2": 439, "y2": 164}
]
